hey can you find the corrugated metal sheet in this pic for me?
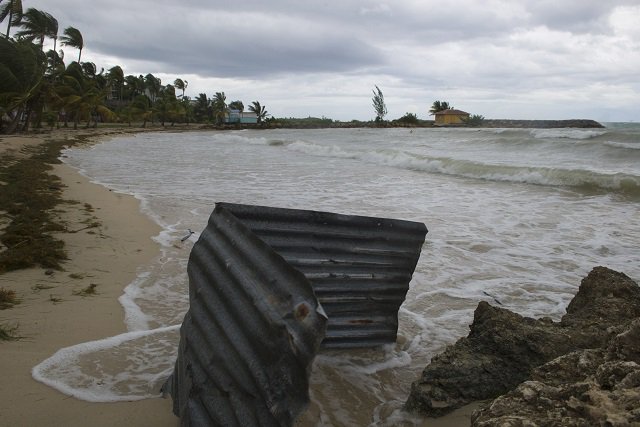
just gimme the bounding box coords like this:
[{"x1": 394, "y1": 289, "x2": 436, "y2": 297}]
[
  {"x1": 165, "y1": 203, "x2": 427, "y2": 426},
  {"x1": 218, "y1": 203, "x2": 428, "y2": 348}
]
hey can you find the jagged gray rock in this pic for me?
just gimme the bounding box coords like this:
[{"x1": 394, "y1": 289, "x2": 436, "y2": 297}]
[
  {"x1": 471, "y1": 319, "x2": 640, "y2": 426},
  {"x1": 405, "y1": 266, "x2": 640, "y2": 419}
]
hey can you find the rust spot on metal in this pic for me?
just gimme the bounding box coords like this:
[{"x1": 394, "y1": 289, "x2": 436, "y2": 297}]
[{"x1": 295, "y1": 302, "x2": 310, "y2": 321}]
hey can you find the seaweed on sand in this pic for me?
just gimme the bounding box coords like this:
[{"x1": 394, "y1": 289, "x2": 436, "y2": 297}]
[
  {"x1": 0, "y1": 138, "x2": 79, "y2": 273},
  {"x1": 0, "y1": 287, "x2": 19, "y2": 309}
]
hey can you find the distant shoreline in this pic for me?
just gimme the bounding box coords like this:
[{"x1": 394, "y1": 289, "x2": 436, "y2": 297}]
[
  {"x1": 2, "y1": 118, "x2": 605, "y2": 137},
  {"x1": 244, "y1": 118, "x2": 606, "y2": 130},
  {"x1": 479, "y1": 119, "x2": 605, "y2": 128}
]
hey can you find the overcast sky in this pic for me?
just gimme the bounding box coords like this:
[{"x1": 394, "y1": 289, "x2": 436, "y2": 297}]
[{"x1": 27, "y1": 0, "x2": 640, "y2": 122}]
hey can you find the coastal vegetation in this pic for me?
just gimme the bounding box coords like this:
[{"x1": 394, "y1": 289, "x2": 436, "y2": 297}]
[
  {"x1": 463, "y1": 114, "x2": 485, "y2": 126},
  {"x1": 371, "y1": 85, "x2": 387, "y2": 123},
  {"x1": 0, "y1": 2, "x2": 271, "y2": 134},
  {"x1": 394, "y1": 112, "x2": 419, "y2": 125}
]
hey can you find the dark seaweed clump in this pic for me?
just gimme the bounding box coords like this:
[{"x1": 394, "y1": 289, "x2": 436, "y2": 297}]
[{"x1": 0, "y1": 138, "x2": 77, "y2": 273}]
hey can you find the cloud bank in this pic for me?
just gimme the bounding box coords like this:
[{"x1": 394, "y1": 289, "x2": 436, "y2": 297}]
[{"x1": 28, "y1": 0, "x2": 640, "y2": 121}]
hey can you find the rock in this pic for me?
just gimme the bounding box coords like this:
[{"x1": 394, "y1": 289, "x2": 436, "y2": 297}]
[
  {"x1": 471, "y1": 320, "x2": 640, "y2": 426},
  {"x1": 404, "y1": 302, "x2": 574, "y2": 416},
  {"x1": 405, "y1": 267, "x2": 640, "y2": 419},
  {"x1": 561, "y1": 267, "x2": 640, "y2": 348}
]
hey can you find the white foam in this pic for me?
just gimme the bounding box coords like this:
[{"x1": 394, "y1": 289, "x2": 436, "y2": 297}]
[
  {"x1": 604, "y1": 140, "x2": 640, "y2": 150},
  {"x1": 118, "y1": 272, "x2": 154, "y2": 331},
  {"x1": 530, "y1": 128, "x2": 606, "y2": 140},
  {"x1": 286, "y1": 140, "x2": 357, "y2": 159},
  {"x1": 32, "y1": 325, "x2": 180, "y2": 402}
]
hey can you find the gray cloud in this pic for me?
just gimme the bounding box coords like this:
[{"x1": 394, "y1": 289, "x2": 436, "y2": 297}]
[{"x1": 25, "y1": 0, "x2": 640, "y2": 121}]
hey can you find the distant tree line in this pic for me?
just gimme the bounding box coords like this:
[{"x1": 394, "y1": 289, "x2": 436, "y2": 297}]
[{"x1": 0, "y1": 1, "x2": 269, "y2": 133}]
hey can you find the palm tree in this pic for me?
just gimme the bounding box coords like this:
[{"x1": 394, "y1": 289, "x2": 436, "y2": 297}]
[
  {"x1": 106, "y1": 65, "x2": 124, "y2": 101},
  {"x1": 213, "y1": 91, "x2": 226, "y2": 108},
  {"x1": 248, "y1": 101, "x2": 268, "y2": 123},
  {"x1": 0, "y1": 0, "x2": 23, "y2": 38},
  {"x1": 60, "y1": 26, "x2": 83, "y2": 62},
  {"x1": 429, "y1": 100, "x2": 453, "y2": 115},
  {"x1": 47, "y1": 13, "x2": 57, "y2": 52},
  {"x1": 144, "y1": 73, "x2": 161, "y2": 103},
  {"x1": 212, "y1": 91, "x2": 227, "y2": 124},
  {"x1": 56, "y1": 61, "x2": 112, "y2": 129},
  {"x1": 124, "y1": 74, "x2": 145, "y2": 100},
  {"x1": 179, "y1": 96, "x2": 194, "y2": 124},
  {"x1": 228, "y1": 100, "x2": 244, "y2": 112},
  {"x1": 45, "y1": 48, "x2": 64, "y2": 76},
  {"x1": 193, "y1": 93, "x2": 211, "y2": 122},
  {"x1": 0, "y1": 37, "x2": 46, "y2": 133},
  {"x1": 174, "y1": 78, "x2": 187, "y2": 98},
  {"x1": 155, "y1": 84, "x2": 180, "y2": 126},
  {"x1": 14, "y1": 8, "x2": 57, "y2": 50},
  {"x1": 118, "y1": 94, "x2": 151, "y2": 127}
]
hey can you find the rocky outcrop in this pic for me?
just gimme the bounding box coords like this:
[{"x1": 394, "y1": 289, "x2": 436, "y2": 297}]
[
  {"x1": 471, "y1": 319, "x2": 640, "y2": 426},
  {"x1": 483, "y1": 119, "x2": 605, "y2": 128},
  {"x1": 405, "y1": 267, "x2": 640, "y2": 419}
]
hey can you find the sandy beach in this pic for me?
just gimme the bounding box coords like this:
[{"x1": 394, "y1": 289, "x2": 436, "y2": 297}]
[
  {"x1": 0, "y1": 129, "x2": 478, "y2": 427},
  {"x1": 0, "y1": 131, "x2": 176, "y2": 426}
]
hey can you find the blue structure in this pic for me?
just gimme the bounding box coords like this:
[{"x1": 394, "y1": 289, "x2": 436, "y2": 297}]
[{"x1": 226, "y1": 110, "x2": 258, "y2": 124}]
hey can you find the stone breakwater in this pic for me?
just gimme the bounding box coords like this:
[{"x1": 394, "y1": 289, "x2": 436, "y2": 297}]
[
  {"x1": 483, "y1": 119, "x2": 604, "y2": 128},
  {"x1": 405, "y1": 266, "x2": 640, "y2": 426}
]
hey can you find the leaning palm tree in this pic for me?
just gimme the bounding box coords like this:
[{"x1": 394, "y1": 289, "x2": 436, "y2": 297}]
[
  {"x1": 14, "y1": 8, "x2": 57, "y2": 49},
  {"x1": 0, "y1": 0, "x2": 23, "y2": 38},
  {"x1": 174, "y1": 78, "x2": 187, "y2": 98},
  {"x1": 56, "y1": 61, "x2": 112, "y2": 129},
  {"x1": 213, "y1": 91, "x2": 226, "y2": 109},
  {"x1": 248, "y1": 101, "x2": 268, "y2": 123},
  {"x1": 144, "y1": 73, "x2": 161, "y2": 103},
  {"x1": 60, "y1": 26, "x2": 83, "y2": 62},
  {"x1": 47, "y1": 13, "x2": 57, "y2": 52},
  {"x1": 0, "y1": 37, "x2": 46, "y2": 133}
]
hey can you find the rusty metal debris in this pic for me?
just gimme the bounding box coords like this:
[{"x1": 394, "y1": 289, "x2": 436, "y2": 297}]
[{"x1": 165, "y1": 203, "x2": 427, "y2": 426}]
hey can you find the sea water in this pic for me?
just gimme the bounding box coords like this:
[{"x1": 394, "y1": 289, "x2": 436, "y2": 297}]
[{"x1": 33, "y1": 125, "x2": 640, "y2": 425}]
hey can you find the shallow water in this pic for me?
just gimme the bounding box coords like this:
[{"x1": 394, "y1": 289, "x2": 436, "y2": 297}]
[{"x1": 34, "y1": 125, "x2": 640, "y2": 425}]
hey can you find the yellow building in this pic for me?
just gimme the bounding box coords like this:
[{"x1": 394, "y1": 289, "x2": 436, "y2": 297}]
[{"x1": 434, "y1": 109, "x2": 470, "y2": 125}]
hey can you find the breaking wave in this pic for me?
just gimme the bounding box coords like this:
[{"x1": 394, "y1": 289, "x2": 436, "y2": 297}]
[
  {"x1": 529, "y1": 129, "x2": 607, "y2": 140},
  {"x1": 604, "y1": 140, "x2": 640, "y2": 150},
  {"x1": 282, "y1": 141, "x2": 640, "y2": 196}
]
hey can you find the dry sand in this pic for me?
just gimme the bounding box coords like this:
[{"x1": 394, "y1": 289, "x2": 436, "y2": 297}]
[{"x1": 0, "y1": 130, "x2": 474, "y2": 427}]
